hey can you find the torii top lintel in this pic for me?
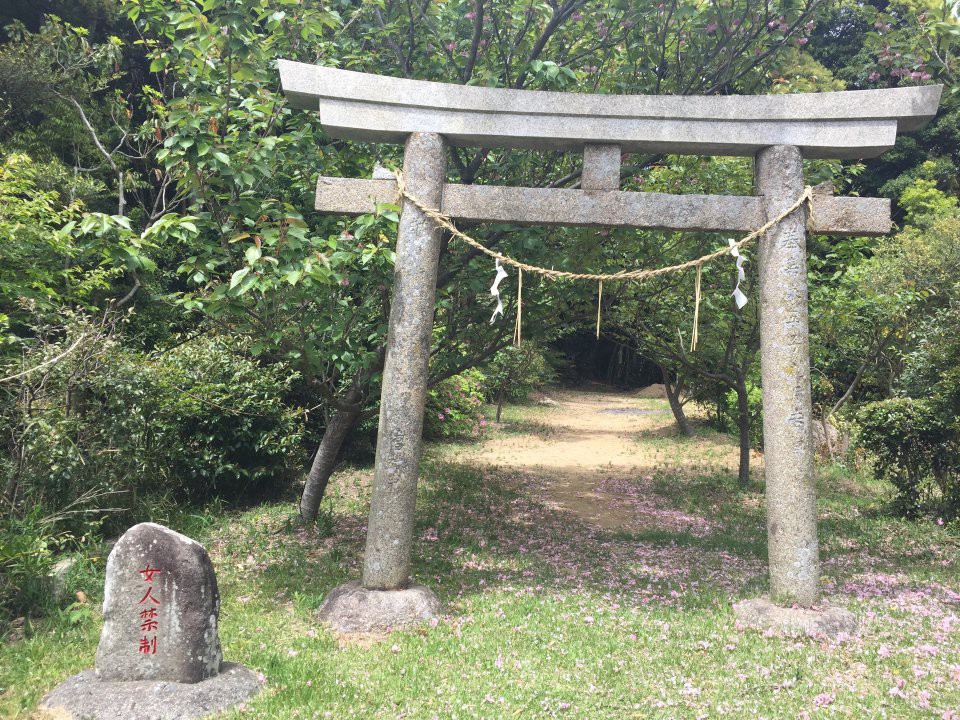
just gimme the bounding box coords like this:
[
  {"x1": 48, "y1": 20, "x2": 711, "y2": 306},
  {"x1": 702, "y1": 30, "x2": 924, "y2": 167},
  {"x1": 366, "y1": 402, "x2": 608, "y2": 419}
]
[{"x1": 279, "y1": 60, "x2": 941, "y2": 160}]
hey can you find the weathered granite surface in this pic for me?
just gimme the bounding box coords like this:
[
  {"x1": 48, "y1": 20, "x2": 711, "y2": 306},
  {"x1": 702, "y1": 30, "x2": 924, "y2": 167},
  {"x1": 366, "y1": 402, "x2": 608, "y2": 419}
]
[
  {"x1": 96, "y1": 522, "x2": 221, "y2": 683},
  {"x1": 39, "y1": 663, "x2": 261, "y2": 720},
  {"x1": 313, "y1": 176, "x2": 892, "y2": 236},
  {"x1": 581, "y1": 144, "x2": 621, "y2": 191},
  {"x1": 279, "y1": 60, "x2": 941, "y2": 158},
  {"x1": 318, "y1": 580, "x2": 440, "y2": 633},
  {"x1": 734, "y1": 598, "x2": 857, "y2": 638},
  {"x1": 361, "y1": 132, "x2": 447, "y2": 591},
  {"x1": 756, "y1": 146, "x2": 820, "y2": 607}
]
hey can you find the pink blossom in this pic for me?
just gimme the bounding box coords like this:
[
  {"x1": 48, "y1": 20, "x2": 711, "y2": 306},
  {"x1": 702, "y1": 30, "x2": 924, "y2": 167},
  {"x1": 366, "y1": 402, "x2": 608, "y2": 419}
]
[
  {"x1": 438, "y1": 413, "x2": 445, "y2": 420},
  {"x1": 888, "y1": 678, "x2": 906, "y2": 698},
  {"x1": 813, "y1": 692, "x2": 834, "y2": 707},
  {"x1": 446, "y1": 42, "x2": 456, "y2": 51},
  {"x1": 465, "y1": 11, "x2": 476, "y2": 19}
]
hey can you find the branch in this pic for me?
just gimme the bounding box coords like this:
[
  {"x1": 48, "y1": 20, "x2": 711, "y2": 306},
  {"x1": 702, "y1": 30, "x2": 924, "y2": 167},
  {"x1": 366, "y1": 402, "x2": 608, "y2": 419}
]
[
  {"x1": 0, "y1": 334, "x2": 90, "y2": 384},
  {"x1": 461, "y1": 0, "x2": 485, "y2": 83},
  {"x1": 112, "y1": 271, "x2": 142, "y2": 309},
  {"x1": 827, "y1": 328, "x2": 896, "y2": 418},
  {"x1": 62, "y1": 94, "x2": 126, "y2": 216}
]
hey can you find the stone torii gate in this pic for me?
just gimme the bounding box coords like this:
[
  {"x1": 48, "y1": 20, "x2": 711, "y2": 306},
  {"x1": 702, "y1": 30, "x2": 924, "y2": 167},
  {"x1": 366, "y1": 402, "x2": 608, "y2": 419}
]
[{"x1": 280, "y1": 60, "x2": 941, "y2": 633}]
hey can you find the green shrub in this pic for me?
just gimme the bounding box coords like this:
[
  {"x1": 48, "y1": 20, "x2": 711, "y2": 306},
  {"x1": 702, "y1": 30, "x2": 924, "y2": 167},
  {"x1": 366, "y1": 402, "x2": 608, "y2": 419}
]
[
  {"x1": 0, "y1": 491, "x2": 107, "y2": 623},
  {"x1": 717, "y1": 382, "x2": 764, "y2": 449},
  {"x1": 424, "y1": 369, "x2": 487, "y2": 440},
  {"x1": 2, "y1": 320, "x2": 306, "y2": 618},
  {"x1": 482, "y1": 342, "x2": 556, "y2": 403},
  {"x1": 3, "y1": 320, "x2": 306, "y2": 536},
  {"x1": 857, "y1": 398, "x2": 959, "y2": 519},
  {"x1": 0, "y1": 507, "x2": 62, "y2": 621}
]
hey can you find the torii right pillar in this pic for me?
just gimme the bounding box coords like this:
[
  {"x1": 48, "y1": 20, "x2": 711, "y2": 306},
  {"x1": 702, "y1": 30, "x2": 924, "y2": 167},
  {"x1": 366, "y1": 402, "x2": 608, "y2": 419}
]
[{"x1": 755, "y1": 145, "x2": 819, "y2": 608}]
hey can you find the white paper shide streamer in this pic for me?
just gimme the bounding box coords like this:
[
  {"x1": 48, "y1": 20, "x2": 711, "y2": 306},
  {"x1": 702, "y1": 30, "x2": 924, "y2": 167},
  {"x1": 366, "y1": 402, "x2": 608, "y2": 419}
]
[
  {"x1": 727, "y1": 238, "x2": 748, "y2": 309},
  {"x1": 489, "y1": 259, "x2": 508, "y2": 323}
]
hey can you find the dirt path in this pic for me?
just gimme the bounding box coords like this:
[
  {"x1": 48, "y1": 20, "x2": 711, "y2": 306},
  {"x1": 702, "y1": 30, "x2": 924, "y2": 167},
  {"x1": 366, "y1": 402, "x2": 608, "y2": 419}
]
[{"x1": 447, "y1": 386, "x2": 752, "y2": 533}]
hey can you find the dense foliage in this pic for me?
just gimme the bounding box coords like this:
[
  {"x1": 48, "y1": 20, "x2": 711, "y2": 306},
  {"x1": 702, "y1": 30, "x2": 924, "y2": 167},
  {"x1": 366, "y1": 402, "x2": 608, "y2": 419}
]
[
  {"x1": 424, "y1": 369, "x2": 488, "y2": 440},
  {"x1": 857, "y1": 398, "x2": 958, "y2": 518}
]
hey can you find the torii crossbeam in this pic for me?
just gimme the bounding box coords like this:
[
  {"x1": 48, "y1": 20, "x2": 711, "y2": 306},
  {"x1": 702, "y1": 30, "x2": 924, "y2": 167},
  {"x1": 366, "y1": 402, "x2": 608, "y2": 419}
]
[{"x1": 280, "y1": 59, "x2": 942, "y2": 633}]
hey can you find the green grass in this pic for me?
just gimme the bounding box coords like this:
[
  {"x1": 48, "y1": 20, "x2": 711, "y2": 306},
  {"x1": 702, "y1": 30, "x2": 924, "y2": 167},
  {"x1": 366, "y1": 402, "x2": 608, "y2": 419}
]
[{"x1": 3, "y1": 400, "x2": 960, "y2": 719}]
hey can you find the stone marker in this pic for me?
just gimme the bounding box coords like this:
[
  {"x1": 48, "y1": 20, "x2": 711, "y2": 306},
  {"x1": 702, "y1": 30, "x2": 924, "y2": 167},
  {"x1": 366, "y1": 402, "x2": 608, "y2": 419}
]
[
  {"x1": 39, "y1": 523, "x2": 261, "y2": 720},
  {"x1": 96, "y1": 522, "x2": 222, "y2": 682}
]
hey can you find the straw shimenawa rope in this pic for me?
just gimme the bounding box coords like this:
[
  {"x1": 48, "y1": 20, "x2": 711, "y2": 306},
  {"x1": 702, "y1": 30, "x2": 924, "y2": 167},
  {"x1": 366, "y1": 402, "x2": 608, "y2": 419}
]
[
  {"x1": 392, "y1": 170, "x2": 815, "y2": 284},
  {"x1": 392, "y1": 170, "x2": 815, "y2": 348}
]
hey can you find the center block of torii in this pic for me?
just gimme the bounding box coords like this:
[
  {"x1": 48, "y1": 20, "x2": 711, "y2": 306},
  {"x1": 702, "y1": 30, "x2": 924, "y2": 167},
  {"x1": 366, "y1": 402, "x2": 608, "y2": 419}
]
[{"x1": 279, "y1": 59, "x2": 941, "y2": 634}]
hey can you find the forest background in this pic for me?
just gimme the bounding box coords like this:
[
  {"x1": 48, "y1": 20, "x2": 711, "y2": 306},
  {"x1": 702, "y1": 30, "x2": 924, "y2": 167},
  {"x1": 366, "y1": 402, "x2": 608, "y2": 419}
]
[{"x1": 1, "y1": 0, "x2": 959, "y2": 623}]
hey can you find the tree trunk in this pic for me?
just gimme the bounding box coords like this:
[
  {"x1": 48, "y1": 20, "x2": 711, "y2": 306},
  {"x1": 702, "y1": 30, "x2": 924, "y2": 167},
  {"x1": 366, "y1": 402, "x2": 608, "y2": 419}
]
[
  {"x1": 495, "y1": 387, "x2": 505, "y2": 422},
  {"x1": 299, "y1": 405, "x2": 360, "y2": 523},
  {"x1": 735, "y1": 380, "x2": 752, "y2": 488},
  {"x1": 821, "y1": 414, "x2": 835, "y2": 462},
  {"x1": 661, "y1": 365, "x2": 693, "y2": 437}
]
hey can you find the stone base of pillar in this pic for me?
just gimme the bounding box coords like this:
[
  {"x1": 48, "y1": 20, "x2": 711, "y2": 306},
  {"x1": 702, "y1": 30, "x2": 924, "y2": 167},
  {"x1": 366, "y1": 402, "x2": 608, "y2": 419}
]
[
  {"x1": 39, "y1": 663, "x2": 262, "y2": 720},
  {"x1": 733, "y1": 597, "x2": 857, "y2": 638},
  {"x1": 318, "y1": 580, "x2": 440, "y2": 634}
]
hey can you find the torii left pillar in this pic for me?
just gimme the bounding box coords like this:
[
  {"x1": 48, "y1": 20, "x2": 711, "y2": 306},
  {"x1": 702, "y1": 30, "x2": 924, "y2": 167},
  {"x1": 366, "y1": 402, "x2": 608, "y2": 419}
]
[{"x1": 317, "y1": 132, "x2": 446, "y2": 633}]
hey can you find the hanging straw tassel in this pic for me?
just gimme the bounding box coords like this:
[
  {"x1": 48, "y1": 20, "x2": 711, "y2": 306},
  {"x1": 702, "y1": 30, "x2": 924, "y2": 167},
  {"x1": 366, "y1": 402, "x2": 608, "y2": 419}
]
[
  {"x1": 596, "y1": 280, "x2": 603, "y2": 339},
  {"x1": 690, "y1": 265, "x2": 702, "y2": 352},
  {"x1": 514, "y1": 268, "x2": 523, "y2": 346}
]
